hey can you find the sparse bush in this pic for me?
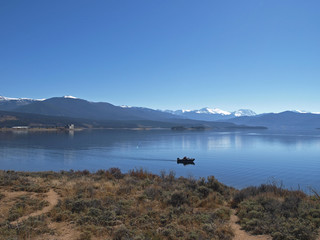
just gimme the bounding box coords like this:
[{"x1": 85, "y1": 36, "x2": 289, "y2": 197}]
[
  {"x1": 78, "y1": 231, "x2": 92, "y2": 240},
  {"x1": 232, "y1": 184, "x2": 304, "y2": 208},
  {"x1": 117, "y1": 185, "x2": 132, "y2": 195},
  {"x1": 197, "y1": 186, "x2": 211, "y2": 199},
  {"x1": 215, "y1": 225, "x2": 234, "y2": 240},
  {"x1": 96, "y1": 169, "x2": 105, "y2": 175},
  {"x1": 82, "y1": 169, "x2": 90, "y2": 176},
  {"x1": 167, "y1": 170, "x2": 176, "y2": 182},
  {"x1": 0, "y1": 216, "x2": 50, "y2": 240},
  {"x1": 129, "y1": 168, "x2": 154, "y2": 179},
  {"x1": 0, "y1": 193, "x2": 5, "y2": 200},
  {"x1": 169, "y1": 191, "x2": 188, "y2": 207},
  {"x1": 113, "y1": 225, "x2": 131, "y2": 240},
  {"x1": 206, "y1": 176, "x2": 230, "y2": 197},
  {"x1": 106, "y1": 168, "x2": 123, "y2": 179},
  {"x1": 160, "y1": 170, "x2": 166, "y2": 180},
  {"x1": 144, "y1": 186, "x2": 162, "y2": 200},
  {"x1": 7, "y1": 195, "x2": 49, "y2": 221},
  {"x1": 213, "y1": 207, "x2": 231, "y2": 221},
  {"x1": 237, "y1": 192, "x2": 320, "y2": 239}
]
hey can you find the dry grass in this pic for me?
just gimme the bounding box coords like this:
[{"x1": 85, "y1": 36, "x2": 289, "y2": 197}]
[
  {"x1": 0, "y1": 169, "x2": 235, "y2": 240},
  {"x1": 0, "y1": 169, "x2": 319, "y2": 240}
]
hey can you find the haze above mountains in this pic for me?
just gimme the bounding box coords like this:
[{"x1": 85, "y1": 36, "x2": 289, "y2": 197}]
[{"x1": 0, "y1": 96, "x2": 319, "y2": 130}]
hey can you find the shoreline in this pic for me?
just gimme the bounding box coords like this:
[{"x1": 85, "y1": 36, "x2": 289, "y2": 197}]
[
  {"x1": 0, "y1": 168, "x2": 315, "y2": 194},
  {"x1": 0, "y1": 127, "x2": 84, "y2": 132},
  {"x1": 0, "y1": 126, "x2": 267, "y2": 132}
]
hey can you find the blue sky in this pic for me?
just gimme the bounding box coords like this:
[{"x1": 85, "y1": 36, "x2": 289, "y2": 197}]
[{"x1": 0, "y1": 0, "x2": 319, "y2": 113}]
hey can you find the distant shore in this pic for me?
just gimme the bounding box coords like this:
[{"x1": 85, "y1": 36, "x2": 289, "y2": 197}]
[
  {"x1": 0, "y1": 127, "x2": 166, "y2": 132},
  {"x1": 0, "y1": 125, "x2": 268, "y2": 132},
  {"x1": 0, "y1": 127, "x2": 84, "y2": 132}
]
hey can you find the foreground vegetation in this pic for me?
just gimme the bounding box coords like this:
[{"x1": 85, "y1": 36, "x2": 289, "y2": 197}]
[
  {"x1": 0, "y1": 169, "x2": 319, "y2": 240},
  {"x1": 233, "y1": 185, "x2": 320, "y2": 240}
]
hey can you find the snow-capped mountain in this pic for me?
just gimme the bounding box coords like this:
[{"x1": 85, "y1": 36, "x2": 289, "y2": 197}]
[
  {"x1": 0, "y1": 95, "x2": 78, "y2": 102},
  {"x1": 0, "y1": 96, "x2": 44, "y2": 111},
  {"x1": 233, "y1": 109, "x2": 256, "y2": 117},
  {"x1": 167, "y1": 107, "x2": 230, "y2": 115},
  {"x1": 194, "y1": 107, "x2": 231, "y2": 115},
  {"x1": 165, "y1": 107, "x2": 256, "y2": 121},
  {"x1": 120, "y1": 105, "x2": 133, "y2": 108},
  {"x1": 0, "y1": 96, "x2": 44, "y2": 101},
  {"x1": 63, "y1": 95, "x2": 78, "y2": 99}
]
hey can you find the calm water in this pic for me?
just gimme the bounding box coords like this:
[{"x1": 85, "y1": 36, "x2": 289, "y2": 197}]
[{"x1": 0, "y1": 129, "x2": 320, "y2": 191}]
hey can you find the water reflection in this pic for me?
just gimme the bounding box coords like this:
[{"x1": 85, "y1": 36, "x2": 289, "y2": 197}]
[
  {"x1": 207, "y1": 135, "x2": 232, "y2": 149},
  {"x1": 2, "y1": 129, "x2": 318, "y2": 150}
]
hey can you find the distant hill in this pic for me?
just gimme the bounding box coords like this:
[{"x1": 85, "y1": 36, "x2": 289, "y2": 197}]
[
  {"x1": 10, "y1": 96, "x2": 180, "y2": 122},
  {"x1": 225, "y1": 111, "x2": 320, "y2": 130},
  {"x1": 0, "y1": 110, "x2": 89, "y2": 128},
  {"x1": 0, "y1": 110, "x2": 249, "y2": 130}
]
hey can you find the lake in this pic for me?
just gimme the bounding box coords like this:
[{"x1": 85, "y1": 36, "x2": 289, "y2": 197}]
[{"x1": 0, "y1": 129, "x2": 319, "y2": 192}]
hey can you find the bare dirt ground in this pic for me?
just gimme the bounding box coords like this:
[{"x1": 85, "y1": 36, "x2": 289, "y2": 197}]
[
  {"x1": 230, "y1": 211, "x2": 272, "y2": 240},
  {"x1": 10, "y1": 189, "x2": 59, "y2": 225}
]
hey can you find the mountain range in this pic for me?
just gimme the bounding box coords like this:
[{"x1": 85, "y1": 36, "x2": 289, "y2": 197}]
[
  {"x1": 0, "y1": 96, "x2": 247, "y2": 130},
  {"x1": 0, "y1": 95, "x2": 319, "y2": 130},
  {"x1": 165, "y1": 108, "x2": 256, "y2": 121},
  {"x1": 0, "y1": 96, "x2": 41, "y2": 111}
]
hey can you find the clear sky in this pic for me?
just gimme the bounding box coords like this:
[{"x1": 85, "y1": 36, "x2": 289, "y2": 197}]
[{"x1": 1, "y1": 0, "x2": 319, "y2": 113}]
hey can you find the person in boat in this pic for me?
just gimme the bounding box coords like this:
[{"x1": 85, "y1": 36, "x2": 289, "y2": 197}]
[{"x1": 179, "y1": 157, "x2": 194, "y2": 161}]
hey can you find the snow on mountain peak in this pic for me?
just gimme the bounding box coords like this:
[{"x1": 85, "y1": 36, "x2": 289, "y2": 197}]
[
  {"x1": 0, "y1": 96, "x2": 26, "y2": 101},
  {"x1": 164, "y1": 107, "x2": 258, "y2": 121},
  {"x1": 182, "y1": 109, "x2": 191, "y2": 113},
  {"x1": 292, "y1": 110, "x2": 309, "y2": 114},
  {"x1": 0, "y1": 96, "x2": 11, "y2": 101},
  {"x1": 0, "y1": 96, "x2": 45, "y2": 101},
  {"x1": 63, "y1": 95, "x2": 78, "y2": 99},
  {"x1": 291, "y1": 110, "x2": 320, "y2": 115},
  {"x1": 233, "y1": 109, "x2": 257, "y2": 117},
  {"x1": 196, "y1": 107, "x2": 231, "y2": 115}
]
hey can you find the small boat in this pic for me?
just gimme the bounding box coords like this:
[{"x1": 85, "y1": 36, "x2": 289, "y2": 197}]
[{"x1": 177, "y1": 157, "x2": 195, "y2": 165}]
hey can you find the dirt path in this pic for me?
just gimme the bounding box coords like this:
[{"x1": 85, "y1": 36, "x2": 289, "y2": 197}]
[
  {"x1": 230, "y1": 211, "x2": 272, "y2": 240},
  {"x1": 11, "y1": 189, "x2": 59, "y2": 224},
  {"x1": 2, "y1": 190, "x2": 30, "y2": 199}
]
